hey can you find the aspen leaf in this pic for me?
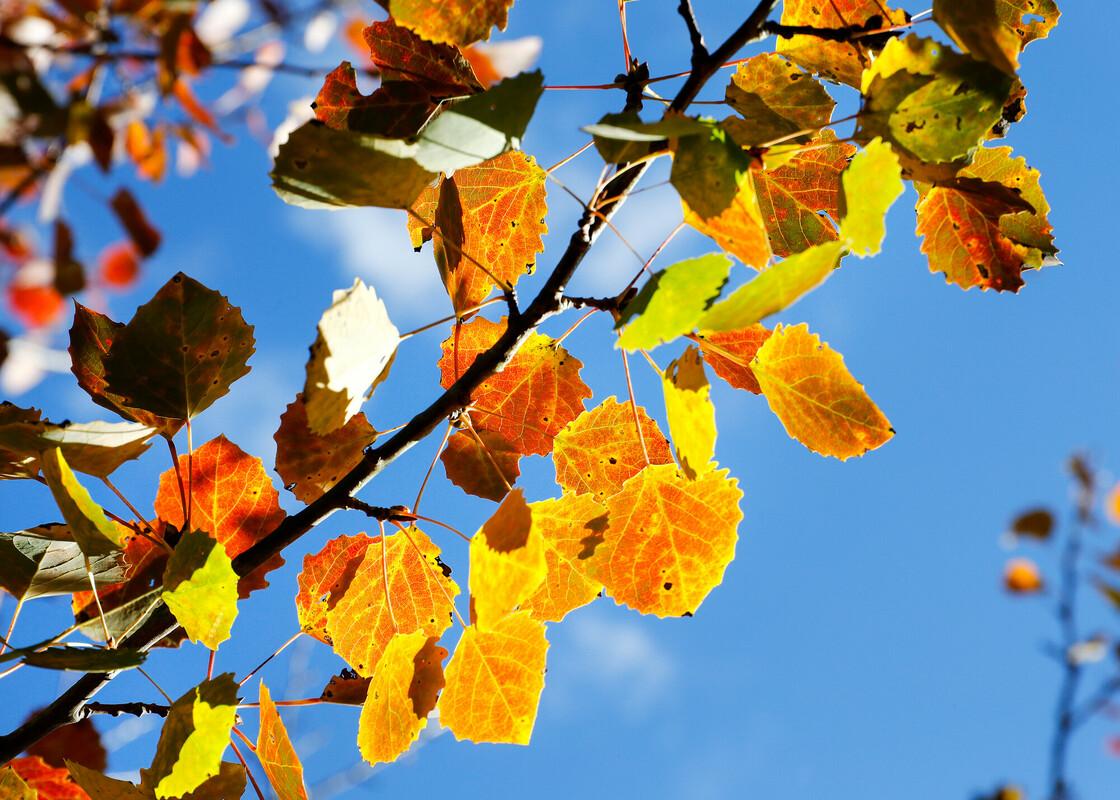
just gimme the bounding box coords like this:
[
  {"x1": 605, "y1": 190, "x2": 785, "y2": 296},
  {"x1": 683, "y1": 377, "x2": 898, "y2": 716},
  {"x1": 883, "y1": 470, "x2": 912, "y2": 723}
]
[
  {"x1": 778, "y1": 0, "x2": 909, "y2": 87},
  {"x1": 37, "y1": 421, "x2": 156, "y2": 479},
  {"x1": 303, "y1": 278, "x2": 399, "y2": 435},
  {"x1": 839, "y1": 138, "x2": 904, "y2": 257},
  {"x1": 40, "y1": 448, "x2": 123, "y2": 557},
  {"x1": 437, "y1": 317, "x2": 591, "y2": 456},
  {"x1": 1004, "y1": 557, "x2": 1043, "y2": 594},
  {"x1": 154, "y1": 435, "x2": 286, "y2": 596},
  {"x1": 162, "y1": 530, "x2": 238, "y2": 650},
  {"x1": 662, "y1": 346, "x2": 716, "y2": 480},
  {"x1": 314, "y1": 62, "x2": 437, "y2": 138},
  {"x1": 28, "y1": 717, "x2": 106, "y2": 772},
  {"x1": 1009, "y1": 508, "x2": 1054, "y2": 541},
  {"x1": 440, "y1": 428, "x2": 521, "y2": 502},
  {"x1": 697, "y1": 325, "x2": 772, "y2": 395},
  {"x1": 0, "y1": 766, "x2": 34, "y2": 800},
  {"x1": 470, "y1": 489, "x2": 545, "y2": 628},
  {"x1": 521, "y1": 494, "x2": 607, "y2": 622},
  {"x1": 17, "y1": 645, "x2": 146, "y2": 672},
  {"x1": 144, "y1": 674, "x2": 239, "y2": 799},
  {"x1": 673, "y1": 126, "x2": 771, "y2": 269},
  {"x1": 598, "y1": 464, "x2": 741, "y2": 618},
  {"x1": 274, "y1": 395, "x2": 376, "y2": 504},
  {"x1": 390, "y1": 0, "x2": 514, "y2": 46},
  {"x1": 109, "y1": 189, "x2": 161, "y2": 258},
  {"x1": 0, "y1": 403, "x2": 44, "y2": 480},
  {"x1": 439, "y1": 611, "x2": 548, "y2": 744},
  {"x1": 934, "y1": 0, "x2": 1059, "y2": 74},
  {"x1": 6, "y1": 757, "x2": 86, "y2": 800},
  {"x1": 698, "y1": 241, "x2": 845, "y2": 333},
  {"x1": 552, "y1": 397, "x2": 673, "y2": 500},
  {"x1": 325, "y1": 528, "x2": 459, "y2": 676},
  {"x1": 723, "y1": 54, "x2": 834, "y2": 147},
  {"x1": 357, "y1": 631, "x2": 446, "y2": 766},
  {"x1": 752, "y1": 323, "x2": 894, "y2": 460},
  {"x1": 67, "y1": 762, "x2": 150, "y2": 799},
  {"x1": 257, "y1": 683, "x2": 308, "y2": 800},
  {"x1": 583, "y1": 114, "x2": 713, "y2": 143},
  {"x1": 103, "y1": 273, "x2": 254, "y2": 421},
  {"x1": 0, "y1": 526, "x2": 124, "y2": 601},
  {"x1": 295, "y1": 533, "x2": 372, "y2": 643},
  {"x1": 407, "y1": 150, "x2": 547, "y2": 316},
  {"x1": 363, "y1": 18, "x2": 483, "y2": 92},
  {"x1": 615, "y1": 253, "x2": 731, "y2": 351},
  {"x1": 319, "y1": 669, "x2": 371, "y2": 705},
  {"x1": 960, "y1": 146, "x2": 1056, "y2": 261}
]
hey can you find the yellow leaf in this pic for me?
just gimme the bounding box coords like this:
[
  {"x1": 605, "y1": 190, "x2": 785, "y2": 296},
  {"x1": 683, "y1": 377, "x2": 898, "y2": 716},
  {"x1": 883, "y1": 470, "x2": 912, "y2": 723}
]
[
  {"x1": 752, "y1": 323, "x2": 893, "y2": 460},
  {"x1": 439, "y1": 611, "x2": 547, "y2": 744},
  {"x1": 597, "y1": 464, "x2": 742, "y2": 618},
  {"x1": 0, "y1": 766, "x2": 34, "y2": 800},
  {"x1": 839, "y1": 138, "x2": 903, "y2": 257},
  {"x1": 257, "y1": 683, "x2": 308, "y2": 800},
  {"x1": 162, "y1": 531, "x2": 238, "y2": 650},
  {"x1": 389, "y1": 0, "x2": 513, "y2": 46},
  {"x1": 40, "y1": 448, "x2": 122, "y2": 557},
  {"x1": 470, "y1": 489, "x2": 545, "y2": 628},
  {"x1": 662, "y1": 346, "x2": 717, "y2": 480},
  {"x1": 521, "y1": 494, "x2": 607, "y2": 623},
  {"x1": 358, "y1": 631, "x2": 446, "y2": 765}
]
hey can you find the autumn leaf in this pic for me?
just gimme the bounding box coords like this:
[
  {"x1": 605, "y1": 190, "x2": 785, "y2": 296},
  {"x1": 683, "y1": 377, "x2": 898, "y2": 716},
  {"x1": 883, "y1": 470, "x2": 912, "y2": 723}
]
[
  {"x1": 389, "y1": 0, "x2": 515, "y2": 46},
  {"x1": 1009, "y1": 508, "x2": 1054, "y2": 541},
  {"x1": 143, "y1": 674, "x2": 238, "y2": 799},
  {"x1": 154, "y1": 435, "x2": 286, "y2": 595},
  {"x1": 521, "y1": 494, "x2": 607, "y2": 622},
  {"x1": 363, "y1": 18, "x2": 482, "y2": 92},
  {"x1": 27, "y1": 717, "x2": 106, "y2": 772},
  {"x1": 357, "y1": 631, "x2": 446, "y2": 766},
  {"x1": 723, "y1": 53, "x2": 834, "y2": 146},
  {"x1": 662, "y1": 346, "x2": 717, "y2": 480},
  {"x1": 0, "y1": 526, "x2": 124, "y2": 602},
  {"x1": 407, "y1": 150, "x2": 547, "y2": 316},
  {"x1": 552, "y1": 397, "x2": 673, "y2": 500},
  {"x1": 1004, "y1": 557, "x2": 1043, "y2": 594},
  {"x1": 439, "y1": 611, "x2": 548, "y2": 744},
  {"x1": 274, "y1": 395, "x2": 377, "y2": 504},
  {"x1": 751, "y1": 323, "x2": 894, "y2": 460},
  {"x1": 103, "y1": 273, "x2": 254, "y2": 421},
  {"x1": 440, "y1": 427, "x2": 521, "y2": 502},
  {"x1": 934, "y1": 0, "x2": 1060, "y2": 74},
  {"x1": 257, "y1": 683, "x2": 308, "y2": 800},
  {"x1": 40, "y1": 448, "x2": 123, "y2": 557},
  {"x1": 437, "y1": 317, "x2": 591, "y2": 456},
  {"x1": 597, "y1": 464, "x2": 741, "y2": 618},
  {"x1": 839, "y1": 138, "x2": 904, "y2": 257},
  {"x1": 109, "y1": 189, "x2": 161, "y2": 258},
  {"x1": 6, "y1": 757, "x2": 87, "y2": 800},
  {"x1": 0, "y1": 765, "x2": 34, "y2": 800},
  {"x1": 470, "y1": 489, "x2": 545, "y2": 628},
  {"x1": 778, "y1": 0, "x2": 909, "y2": 87},
  {"x1": 325, "y1": 528, "x2": 459, "y2": 676},
  {"x1": 615, "y1": 253, "x2": 731, "y2": 351},
  {"x1": 162, "y1": 530, "x2": 238, "y2": 650},
  {"x1": 314, "y1": 62, "x2": 437, "y2": 138},
  {"x1": 67, "y1": 762, "x2": 149, "y2": 799},
  {"x1": 319, "y1": 669, "x2": 371, "y2": 705},
  {"x1": 303, "y1": 278, "x2": 399, "y2": 435},
  {"x1": 960, "y1": 146, "x2": 1057, "y2": 262},
  {"x1": 462, "y1": 37, "x2": 542, "y2": 87},
  {"x1": 697, "y1": 325, "x2": 772, "y2": 395},
  {"x1": 294, "y1": 533, "x2": 371, "y2": 644}
]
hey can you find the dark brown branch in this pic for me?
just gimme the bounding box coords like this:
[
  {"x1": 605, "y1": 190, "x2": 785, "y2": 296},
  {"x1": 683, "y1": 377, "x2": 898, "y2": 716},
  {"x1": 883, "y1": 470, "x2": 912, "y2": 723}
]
[
  {"x1": 0, "y1": 0, "x2": 782, "y2": 762},
  {"x1": 677, "y1": 0, "x2": 708, "y2": 68},
  {"x1": 80, "y1": 701, "x2": 170, "y2": 719}
]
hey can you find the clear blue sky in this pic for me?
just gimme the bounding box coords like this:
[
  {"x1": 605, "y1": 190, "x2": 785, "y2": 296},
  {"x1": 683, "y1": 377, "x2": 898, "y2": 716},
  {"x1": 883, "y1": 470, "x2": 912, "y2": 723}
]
[{"x1": 2, "y1": 2, "x2": 1118, "y2": 798}]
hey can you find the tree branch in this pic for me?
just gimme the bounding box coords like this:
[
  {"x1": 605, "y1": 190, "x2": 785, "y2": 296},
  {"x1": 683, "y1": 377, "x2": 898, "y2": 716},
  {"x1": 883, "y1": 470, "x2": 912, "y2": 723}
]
[
  {"x1": 0, "y1": 0, "x2": 782, "y2": 762},
  {"x1": 677, "y1": 0, "x2": 708, "y2": 69},
  {"x1": 80, "y1": 701, "x2": 170, "y2": 719}
]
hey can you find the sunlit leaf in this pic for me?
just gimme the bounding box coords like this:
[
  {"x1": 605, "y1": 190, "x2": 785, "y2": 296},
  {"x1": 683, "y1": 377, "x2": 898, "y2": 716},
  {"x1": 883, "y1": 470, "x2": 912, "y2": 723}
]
[
  {"x1": 295, "y1": 533, "x2": 372, "y2": 644},
  {"x1": 521, "y1": 494, "x2": 606, "y2": 622},
  {"x1": 389, "y1": 0, "x2": 515, "y2": 46},
  {"x1": 162, "y1": 530, "x2": 238, "y2": 650},
  {"x1": 0, "y1": 765, "x2": 35, "y2": 800},
  {"x1": 662, "y1": 346, "x2": 716, "y2": 480},
  {"x1": 314, "y1": 62, "x2": 437, "y2": 138},
  {"x1": 40, "y1": 448, "x2": 123, "y2": 557},
  {"x1": 6, "y1": 757, "x2": 86, "y2": 800},
  {"x1": 615, "y1": 253, "x2": 731, "y2": 351},
  {"x1": 1004, "y1": 557, "x2": 1043, "y2": 594},
  {"x1": 697, "y1": 325, "x2": 772, "y2": 395},
  {"x1": 723, "y1": 53, "x2": 834, "y2": 146},
  {"x1": 778, "y1": 0, "x2": 909, "y2": 87},
  {"x1": 839, "y1": 138, "x2": 904, "y2": 257},
  {"x1": 274, "y1": 395, "x2": 376, "y2": 504},
  {"x1": 934, "y1": 0, "x2": 1059, "y2": 74},
  {"x1": 470, "y1": 489, "x2": 545, "y2": 628},
  {"x1": 363, "y1": 18, "x2": 483, "y2": 91},
  {"x1": 441, "y1": 428, "x2": 521, "y2": 502},
  {"x1": 257, "y1": 682, "x2": 308, "y2": 800}
]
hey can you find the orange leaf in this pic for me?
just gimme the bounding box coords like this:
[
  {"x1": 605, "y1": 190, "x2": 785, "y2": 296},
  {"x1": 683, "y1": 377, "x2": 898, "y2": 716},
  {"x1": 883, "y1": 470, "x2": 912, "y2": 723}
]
[
  {"x1": 598, "y1": 464, "x2": 742, "y2": 618},
  {"x1": 363, "y1": 18, "x2": 482, "y2": 92},
  {"x1": 1004, "y1": 557, "x2": 1043, "y2": 594},
  {"x1": 439, "y1": 611, "x2": 548, "y2": 744},
  {"x1": 257, "y1": 683, "x2": 309, "y2": 800},
  {"x1": 109, "y1": 188, "x2": 161, "y2": 257},
  {"x1": 358, "y1": 631, "x2": 446, "y2": 765},
  {"x1": 437, "y1": 317, "x2": 591, "y2": 456},
  {"x1": 778, "y1": 0, "x2": 909, "y2": 87},
  {"x1": 521, "y1": 493, "x2": 608, "y2": 623},
  {"x1": 98, "y1": 242, "x2": 140, "y2": 289},
  {"x1": 1108, "y1": 483, "x2": 1120, "y2": 526},
  {"x1": 325, "y1": 528, "x2": 460, "y2": 676},
  {"x1": 697, "y1": 325, "x2": 772, "y2": 395},
  {"x1": 313, "y1": 62, "x2": 437, "y2": 138},
  {"x1": 469, "y1": 489, "x2": 545, "y2": 628},
  {"x1": 294, "y1": 533, "x2": 371, "y2": 644},
  {"x1": 388, "y1": 0, "x2": 514, "y2": 46},
  {"x1": 125, "y1": 120, "x2": 167, "y2": 182},
  {"x1": 552, "y1": 397, "x2": 673, "y2": 499},
  {"x1": 154, "y1": 435, "x2": 286, "y2": 594},
  {"x1": 440, "y1": 427, "x2": 521, "y2": 502},
  {"x1": 408, "y1": 151, "x2": 547, "y2": 315},
  {"x1": 274, "y1": 396, "x2": 376, "y2": 504},
  {"x1": 8, "y1": 283, "x2": 64, "y2": 328},
  {"x1": 7, "y1": 756, "x2": 88, "y2": 800}
]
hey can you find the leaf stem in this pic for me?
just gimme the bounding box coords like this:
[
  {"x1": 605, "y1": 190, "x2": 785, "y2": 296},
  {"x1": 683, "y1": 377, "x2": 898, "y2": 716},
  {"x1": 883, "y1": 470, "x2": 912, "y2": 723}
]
[{"x1": 239, "y1": 632, "x2": 304, "y2": 688}]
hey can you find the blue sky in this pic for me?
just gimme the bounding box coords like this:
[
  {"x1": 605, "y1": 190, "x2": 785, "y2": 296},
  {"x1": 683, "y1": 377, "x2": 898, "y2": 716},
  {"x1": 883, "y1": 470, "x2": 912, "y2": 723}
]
[{"x1": 2, "y1": 1, "x2": 1118, "y2": 798}]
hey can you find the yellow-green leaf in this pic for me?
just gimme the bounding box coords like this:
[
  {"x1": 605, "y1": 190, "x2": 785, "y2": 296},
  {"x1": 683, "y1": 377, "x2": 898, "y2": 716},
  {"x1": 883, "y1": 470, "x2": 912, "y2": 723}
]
[
  {"x1": 40, "y1": 448, "x2": 122, "y2": 557},
  {"x1": 662, "y1": 346, "x2": 716, "y2": 480},
  {"x1": 0, "y1": 766, "x2": 34, "y2": 800},
  {"x1": 616, "y1": 253, "x2": 731, "y2": 351},
  {"x1": 839, "y1": 138, "x2": 904, "y2": 257},
  {"x1": 162, "y1": 531, "x2": 238, "y2": 650}
]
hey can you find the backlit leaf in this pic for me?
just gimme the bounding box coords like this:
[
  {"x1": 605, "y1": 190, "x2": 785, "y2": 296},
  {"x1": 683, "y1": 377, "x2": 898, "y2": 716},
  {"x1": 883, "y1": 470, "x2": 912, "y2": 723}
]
[
  {"x1": 274, "y1": 395, "x2": 377, "y2": 504},
  {"x1": 934, "y1": 0, "x2": 1059, "y2": 74},
  {"x1": 72, "y1": 528, "x2": 169, "y2": 646},
  {"x1": 439, "y1": 611, "x2": 547, "y2": 744},
  {"x1": 778, "y1": 0, "x2": 909, "y2": 87},
  {"x1": 697, "y1": 325, "x2": 772, "y2": 395},
  {"x1": 440, "y1": 428, "x2": 521, "y2": 502},
  {"x1": 723, "y1": 54, "x2": 834, "y2": 146},
  {"x1": 598, "y1": 465, "x2": 741, "y2": 617},
  {"x1": 7, "y1": 757, "x2": 86, "y2": 800},
  {"x1": 0, "y1": 766, "x2": 34, "y2": 800},
  {"x1": 295, "y1": 533, "x2": 372, "y2": 643},
  {"x1": 839, "y1": 138, "x2": 904, "y2": 257},
  {"x1": 437, "y1": 317, "x2": 591, "y2": 456},
  {"x1": 303, "y1": 279, "x2": 399, "y2": 435},
  {"x1": 0, "y1": 526, "x2": 124, "y2": 601},
  {"x1": 390, "y1": 0, "x2": 514, "y2": 46},
  {"x1": 37, "y1": 422, "x2": 156, "y2": 479},
  {"x1": 1004, "y1": 557, "x2": 1043, "y2": 593},
  {"x1": 162, "y1": 530, "x2": 238, "y2": 650},
  {"x1": 257, "y1": 683, "x2": 308, "y2": 800},
  {"x1": 357, "y1": 631, "x2": 446, "y2": 766},
  {"x1": 314, "y1": 62, "x2": 436, "y2": 138},
  {"x1": 615, "y1": 253, "x2": 731, "y2": 351},
  {"x1": 521, "y1": 494, "x2": 607, "y2": 622},
  {"x1": 470, "y1": 489, "x2": 545, "y2": 628},
  {"x1": 662, "y1": 346, "x2": 716, "y2": 480},
  {"x1": 40, "y1": 448, "x2": 123, "y2": 557},
  {"x1": 103, "y1": 273, "x2": 254, "y2": 421},
  {"x1": 552, "y1": 397, "x2": 673, "y2": 500},
  {"x1": 752, "y1": 323, "x2": 894, "y2": 460},
  {"x1": 363, "y1": 18, "x2": 482, "y2": 91},
  {"x1": 325, "y1": 528, "x2": 459, "y2": 676}
]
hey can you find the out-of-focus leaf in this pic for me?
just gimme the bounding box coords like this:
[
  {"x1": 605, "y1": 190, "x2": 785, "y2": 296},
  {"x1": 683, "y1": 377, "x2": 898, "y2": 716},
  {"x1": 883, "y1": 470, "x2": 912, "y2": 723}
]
[
  {"x1": 109, "y1": 189, "x2": 161, "y2": 257},
  {"x1": 615, "y1": 253, "x2": 731, "y2": 351},
  {"x1": 28, "y1": 717, "x2": 106, "y2": 771},
  {"x1": 6, "y1": 756, "x2": 85, "y2": 800},
  {"x1": 162, "y1": 530, "x2": 238, "y2": 650},
  {"x1": 1004, "y1": 557, "x2": 1043, "y2": 593},
  {"x1": 0, "y1": 765, "x2": 34, "y2": 799},
  {"x1": 1009, "y1": 508, "x2": 1054, "y2": 540}
]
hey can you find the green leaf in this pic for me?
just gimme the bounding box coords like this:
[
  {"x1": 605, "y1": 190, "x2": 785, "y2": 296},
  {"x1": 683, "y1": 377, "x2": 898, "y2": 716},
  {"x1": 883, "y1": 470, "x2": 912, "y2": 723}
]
[
  {"x1": 698, "y1": 241, "x2": 845, "y2": 333},
  {"x1": 272, "y1": 121, "x2": 437, "y2": 210},
  {"x1": 162, "y1": 531, "x2": 239, "y2": 650},
  {"x1": 839, "y1": 138, "x2": 904, "y2": 257},
  {"x1": 0, "y1": 525, "x2": 125, "y2": 601},
  {"x1": 103, "y1": 273, "x2": 254, "y2": 422},
  {"x1": 662, "y1": 346, "x2": 716, "y2": 480},
  {"x1": 40, "y1": 448, "x2": 123, "y2": 557},
  {"x1": 616, "y1": 253, "x2": 731, "y2": 351},
  {"x1": 19, "y1": 645, "x2": 146, "y2": 671},
  {"x1": 144, "y1": 674, "x2": 239, "y2": 799},
  {"x1": 412, "y1": 71, "x2": 544, "y2": 173}
]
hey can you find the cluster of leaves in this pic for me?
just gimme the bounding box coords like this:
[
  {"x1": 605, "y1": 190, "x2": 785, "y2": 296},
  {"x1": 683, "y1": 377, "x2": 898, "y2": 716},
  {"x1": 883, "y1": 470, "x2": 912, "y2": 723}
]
[{"x1": 0, "y1": 0, "x2": 1066, "y2": 796}]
